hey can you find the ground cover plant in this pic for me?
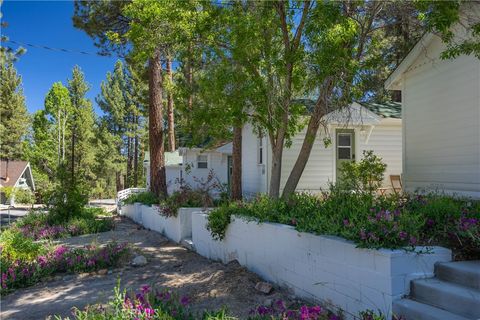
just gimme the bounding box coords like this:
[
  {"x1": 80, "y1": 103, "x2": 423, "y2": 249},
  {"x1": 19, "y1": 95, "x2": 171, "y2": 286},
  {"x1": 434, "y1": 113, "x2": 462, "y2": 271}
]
[
  {"x1": 207, "y1": 191, "x2": 480, "y2": 259},
  {"x1": 13, "y1": 207, "x2": 113, "y2": 241},
  {"x1": 56, "y1": 283, "x2": 343, "y2": 320},
  {"x1": 0, "y1": 235, "x2": 129, "y2": 294}
]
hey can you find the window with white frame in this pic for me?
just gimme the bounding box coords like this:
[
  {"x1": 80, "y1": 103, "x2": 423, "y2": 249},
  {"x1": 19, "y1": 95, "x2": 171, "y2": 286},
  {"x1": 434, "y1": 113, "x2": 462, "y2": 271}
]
[
  {"x1": 258, "y1": 136, "x2": 263, "y2": 164},
  {"x1": 197, "y1": 154, "x2": 208, "y2": 169}
]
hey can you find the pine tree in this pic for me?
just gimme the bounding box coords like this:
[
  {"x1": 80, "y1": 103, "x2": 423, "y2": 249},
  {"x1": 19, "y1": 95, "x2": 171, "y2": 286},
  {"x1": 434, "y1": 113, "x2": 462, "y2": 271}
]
[
  {"x1": 67, "y1": 66, "x2": 96, "y2": 189},
  {"x1": 0, "y1": 52, "x2": 30, "y2": 160}
]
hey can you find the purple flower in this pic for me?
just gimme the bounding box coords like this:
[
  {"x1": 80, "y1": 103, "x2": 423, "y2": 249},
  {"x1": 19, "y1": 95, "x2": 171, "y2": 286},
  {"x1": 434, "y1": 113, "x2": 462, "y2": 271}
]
[
  {"x1": 399, "y1": 231, "x2": 408, "y2": 240},
  {"x1": 141, "y1": 284, "x2": 151, "y2": 294},
  {"x1": 409, "y1": 236, "x2": 417, "y2": 246},
  {"x1": 343, "y1": 219, "x2": 350, "y2": 227},
  {"x1": 180, "y1": 296, "x2": 190, "y2": 306}
]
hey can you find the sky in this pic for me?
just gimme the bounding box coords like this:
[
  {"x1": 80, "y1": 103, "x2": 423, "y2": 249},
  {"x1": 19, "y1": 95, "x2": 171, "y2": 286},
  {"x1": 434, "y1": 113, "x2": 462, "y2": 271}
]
[{"x1": 2, "y1": 0, "x2": 121, "y2": 114}]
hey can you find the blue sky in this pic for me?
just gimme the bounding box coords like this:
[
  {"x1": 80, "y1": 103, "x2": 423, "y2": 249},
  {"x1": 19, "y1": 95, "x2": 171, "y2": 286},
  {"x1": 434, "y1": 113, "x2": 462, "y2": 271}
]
[{"x1": 2, "y1": 0, "x2": 121, "y2": 114}]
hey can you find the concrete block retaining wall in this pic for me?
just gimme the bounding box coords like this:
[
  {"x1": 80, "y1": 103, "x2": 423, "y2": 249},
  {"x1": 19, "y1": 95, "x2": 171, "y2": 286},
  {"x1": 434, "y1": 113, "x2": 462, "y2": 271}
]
[
  {"x1": 122, "y1": 205, "x2": 452, "y2": 318},
  {"x1": 121, "y1": 204, "x2": 208, "y2": 243},
  {"x1": 192, "y1": 214, "x2": 452, "y2": 318}
]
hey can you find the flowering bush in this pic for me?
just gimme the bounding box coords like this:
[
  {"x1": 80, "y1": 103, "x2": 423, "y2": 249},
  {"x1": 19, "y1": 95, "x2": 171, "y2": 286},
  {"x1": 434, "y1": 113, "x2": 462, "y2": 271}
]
[
  {"x1": 58, "y1": 283, "x2": 343, "y2": 320},
  {"x1": 0, "y1": 242, "x2": 129, "y2": 294},
  {"x1": 207, "y1": 190, "x2": 480, "y2": 258},
  {"x1": 14, "y1": 207, "x2": 113, "y2": 241}
]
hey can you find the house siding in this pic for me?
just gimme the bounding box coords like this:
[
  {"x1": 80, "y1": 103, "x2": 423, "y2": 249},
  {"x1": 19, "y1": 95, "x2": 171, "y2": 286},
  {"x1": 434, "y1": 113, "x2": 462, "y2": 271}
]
[
  {"x1": 182, "y1": 149, "x2": 229, "y2": 189},
  {"x1": 402, "y1": 36, "x2": 480, "y2": 196},
  {"x1": 242, "y1": 119, "x2": 402, "y2": 196},
  {"x1": 242, "y1": 123, "x2": 267, "y2": 196}
]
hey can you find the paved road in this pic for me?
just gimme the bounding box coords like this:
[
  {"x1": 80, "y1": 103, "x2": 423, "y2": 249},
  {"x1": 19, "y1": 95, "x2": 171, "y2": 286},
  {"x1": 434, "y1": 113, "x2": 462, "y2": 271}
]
[
  {"x1": 0, "y1": 207, "x2": 32, "y2": 227},
  {"x1": 0, "y1": 199, "x2": 116, "y2": 227}
]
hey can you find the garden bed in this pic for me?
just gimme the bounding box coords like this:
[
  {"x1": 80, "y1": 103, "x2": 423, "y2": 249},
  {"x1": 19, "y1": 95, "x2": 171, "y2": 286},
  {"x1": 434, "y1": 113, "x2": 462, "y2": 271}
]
[{"x1": 193, "y1": 213, "x2": 451, "y2": 319}]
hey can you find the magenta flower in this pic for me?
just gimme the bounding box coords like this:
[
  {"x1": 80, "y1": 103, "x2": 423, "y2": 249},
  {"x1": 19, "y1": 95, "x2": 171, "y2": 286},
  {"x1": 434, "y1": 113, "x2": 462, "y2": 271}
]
[{"x1": 180, "y1": 296, "x2": 190, "y2": 306}]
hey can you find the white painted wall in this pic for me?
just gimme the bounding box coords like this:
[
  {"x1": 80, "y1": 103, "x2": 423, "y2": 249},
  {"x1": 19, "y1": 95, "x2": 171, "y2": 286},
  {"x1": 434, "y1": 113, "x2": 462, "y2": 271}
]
[
  {"x1": 242, "y1": 118, "x2": 403, "y2": 195},
  {"x1": 182, "y1": 149, "x2": 229, "y2": 190},
  {"x1": 192, "y1": 214, "x2": 451, "y2": 319},
  {"x1": 242, "y1": 123, "x2": 267, "y2": 196},
  {"x1": 401, "y1": 35, "x2": 480, "y2": 197}
]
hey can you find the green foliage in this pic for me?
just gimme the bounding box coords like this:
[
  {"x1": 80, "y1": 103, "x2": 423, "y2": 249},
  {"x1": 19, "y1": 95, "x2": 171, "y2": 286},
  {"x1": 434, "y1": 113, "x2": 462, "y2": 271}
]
[
  {"x1": 0, "y1": 228, "x2": 45, "y2": 262},
  {"x1": 14, "y1": 188, "x2": 35, "y2": 205},
  {"x1": 123, "y1": 191, "x2": 159, "y2": 206},
  {"x1": 208, "y1": 189, "x2": 480, "y2": 257},
  {"x1": 0, "y1": 51, "x2": 30, "y2": 160},
  {"x1": 339, "y1": 150, "x2": 387, "y2": 193},
  {"x1": 1, "y1": 242, "x2": 129, "y2": 294}
]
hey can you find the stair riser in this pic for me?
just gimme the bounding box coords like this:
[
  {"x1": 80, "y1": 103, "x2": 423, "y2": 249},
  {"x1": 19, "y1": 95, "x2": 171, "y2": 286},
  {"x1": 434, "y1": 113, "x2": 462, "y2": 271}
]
[
  {"x1": 412, "y1": 281, "x2": 480, "y2": 319},
  {"x1": 393, "y1": 300, "x2": 470, "y2": 320},
  {"x1": 435, "y1": 264, "x2": 480, "y2": 290}
]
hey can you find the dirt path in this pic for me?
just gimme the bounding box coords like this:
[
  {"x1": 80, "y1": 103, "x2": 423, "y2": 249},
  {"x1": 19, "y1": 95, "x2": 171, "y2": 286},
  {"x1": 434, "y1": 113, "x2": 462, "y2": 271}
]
[{"x1": 1, "y1": 217, "x2": 299, "y2": 320}]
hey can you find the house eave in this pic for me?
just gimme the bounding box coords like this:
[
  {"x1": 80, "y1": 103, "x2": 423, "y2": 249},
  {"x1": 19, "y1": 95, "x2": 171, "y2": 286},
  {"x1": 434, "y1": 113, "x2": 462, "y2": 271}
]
[{"x1": 385, "y1": 33, "x2": 436, "y2": 91}]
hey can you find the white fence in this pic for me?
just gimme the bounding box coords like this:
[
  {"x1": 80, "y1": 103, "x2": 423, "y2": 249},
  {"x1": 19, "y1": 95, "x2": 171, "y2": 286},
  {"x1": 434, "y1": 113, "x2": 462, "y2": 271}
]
[{"x1": 116, "y1": 188, "x2": 147, "y2": 206}]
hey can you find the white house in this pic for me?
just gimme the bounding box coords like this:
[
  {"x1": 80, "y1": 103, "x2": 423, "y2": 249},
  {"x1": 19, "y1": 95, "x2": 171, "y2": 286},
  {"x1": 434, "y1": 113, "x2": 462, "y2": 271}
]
[
  {"x1": 385, "y1": 24, "x2": 480, "y2": 197},
  {"x1": 242, "y1": 102, "x2": 402, "y2": 196},
  {"x1": 0, "y1": 160, "x2": 35, "y2": 205},
  {"x1": 144, "y1": 143, "x2": 232, "y2": 194}
]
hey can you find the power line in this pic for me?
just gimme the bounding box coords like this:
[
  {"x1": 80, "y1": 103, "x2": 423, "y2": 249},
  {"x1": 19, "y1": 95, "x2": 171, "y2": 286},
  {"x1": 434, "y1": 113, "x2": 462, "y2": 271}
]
[{"x1": 5, "y1": 39, "x2": 108, "y2": 57}]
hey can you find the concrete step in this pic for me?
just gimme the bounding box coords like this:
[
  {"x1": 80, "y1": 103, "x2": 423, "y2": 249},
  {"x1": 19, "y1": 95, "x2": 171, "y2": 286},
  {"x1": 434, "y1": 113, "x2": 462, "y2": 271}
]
[
  {"x1": 180, "y1": 238, "x2": 195, "y2": 251},
  {"x1": 393, "y1": 299, "x2": 471, "y2": 320},
  {"x1": 435, "y1": 260, "x2": 480, "y2": 290},
  {"x1": 411, "y1": 278, "x2": 480, "y2": 319}
]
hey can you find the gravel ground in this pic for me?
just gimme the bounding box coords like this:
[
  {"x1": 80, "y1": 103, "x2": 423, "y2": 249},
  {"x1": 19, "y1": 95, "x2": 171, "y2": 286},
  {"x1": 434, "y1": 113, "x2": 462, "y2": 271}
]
[{"x1": 1, "y1": 217, "x2": 301, "y2": 320}]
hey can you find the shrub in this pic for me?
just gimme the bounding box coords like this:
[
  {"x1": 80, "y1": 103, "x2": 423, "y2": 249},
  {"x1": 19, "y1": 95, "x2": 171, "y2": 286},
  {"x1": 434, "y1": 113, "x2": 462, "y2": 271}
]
[
  {"x1": 14, "y1": 207, "x2": 113, "y2": 241},
  {"x1": 123, "y1": 191, "x2": 159, "y2": 206},
  {"x1": 339, "y1": 150, "x2": 387, "y2": 193},
  {"x1": 0, "y1": 228, "x2": 46, "y2": 262}
]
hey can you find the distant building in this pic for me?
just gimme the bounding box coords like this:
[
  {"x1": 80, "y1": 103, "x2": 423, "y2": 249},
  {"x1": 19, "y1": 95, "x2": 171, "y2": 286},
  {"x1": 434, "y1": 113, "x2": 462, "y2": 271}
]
[
  {"x1": 143, "y1": 143, "x2": 232, "y2": 194},
  {"x1": 0, "y1": 160, "x2": 35, "y2": 205}
]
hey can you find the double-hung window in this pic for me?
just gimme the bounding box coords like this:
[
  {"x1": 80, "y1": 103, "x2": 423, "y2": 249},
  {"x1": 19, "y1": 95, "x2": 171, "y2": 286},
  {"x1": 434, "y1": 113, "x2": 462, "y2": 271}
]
[{"x1": 197, "y1": 154, "x2": 208, "y2": 169}]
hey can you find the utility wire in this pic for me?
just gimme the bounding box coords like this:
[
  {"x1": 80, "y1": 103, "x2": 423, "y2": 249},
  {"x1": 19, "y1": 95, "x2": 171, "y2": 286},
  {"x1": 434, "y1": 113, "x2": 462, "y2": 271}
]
[{"x1": 5, "y1": 39, "x2": 106, "y2": 56}]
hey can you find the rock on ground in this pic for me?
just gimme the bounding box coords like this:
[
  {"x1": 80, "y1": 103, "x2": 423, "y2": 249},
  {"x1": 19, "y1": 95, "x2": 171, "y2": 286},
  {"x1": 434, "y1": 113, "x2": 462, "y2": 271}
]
[{"x1": 1, "y1": 217, "x2": 300, "y2": 320}]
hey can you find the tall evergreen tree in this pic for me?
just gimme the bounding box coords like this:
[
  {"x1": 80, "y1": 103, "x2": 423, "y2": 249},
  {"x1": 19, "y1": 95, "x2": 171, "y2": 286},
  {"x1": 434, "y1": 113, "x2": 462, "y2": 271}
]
[
  {"x1": 67, "y1": 66, "x2": 96, "y2": 188},
  {"x1": 0, "y1": 52, "x2": 30, "y2": 160}
]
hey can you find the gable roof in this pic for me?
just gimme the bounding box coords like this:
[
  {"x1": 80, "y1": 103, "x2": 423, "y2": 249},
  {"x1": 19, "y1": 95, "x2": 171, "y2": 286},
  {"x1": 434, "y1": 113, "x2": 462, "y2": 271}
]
[
  {"x1": 294, "y1": 99, "x2": 401, "y2": 120},
  {"x1": 359, "y1": 101, "x2": 402, "y2": 119},
  {"x1": 384, "y1": 33, "x2": 436, "y2": 90},
  {"x1": 0, "y1": 160, "x2": 29, "y2": 188}
]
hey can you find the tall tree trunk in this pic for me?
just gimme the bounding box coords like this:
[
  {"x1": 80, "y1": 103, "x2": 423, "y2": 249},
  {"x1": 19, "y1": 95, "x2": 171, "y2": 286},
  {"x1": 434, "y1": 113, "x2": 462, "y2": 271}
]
[
  {"x1": 166, "y1": 58, "x2": 176, "y2": 151},
  {"x1": 282, "y1": 79, "x2": 333, "y2": 198},
  {"x1": 269, "y1": 143, "x2": 284, "y2": 198},
  {"x1": 148, "y1": 48, "x2": 168, "y2": 198},
  {"x1": 133, "y1": 116, "x2": 139, "y2": 187},
  {"x1": 116, "y1": 171, "x2": 122, "y2": 192},
  {"x1": 71, "y1": 131, "x2": 75, "y2": 183},
  {"x1": 231, "y1": 125, "x2": 242, "y2": 200},
  {"x1": 186, "y1": 45, "x2": 193, "y2": 111},
  {"x1": 126, "y1": 136, "x2": 132, "y2": 188}
]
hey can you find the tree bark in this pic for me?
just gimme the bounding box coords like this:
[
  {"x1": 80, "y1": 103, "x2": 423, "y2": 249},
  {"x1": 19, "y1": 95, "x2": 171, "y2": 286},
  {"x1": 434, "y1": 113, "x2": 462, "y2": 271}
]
[
  {"x1": 133, "y1": 116, "x2": 139, "y2": 187},
  {"x1": 281, "y1": 79, "x2": 333, "y2": 198},
  {"x1": 166, "y1": 58, "x2": 176, "y2": 151},
  {"x1": 231, "y1": 125, "x2": 242, "y2": 200},
  {"x1": 148, "y1": 48, "x2": 168, "y2": 198},
  {"x1": 116, "y1": 171, "x2": 122, "y2": 192},
  {"x1": 126, "y1": 135, "x2": 132, "y2": 188},
  {"x1": 269, "y1": 143, "x2": 284, "y2": 198}
]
